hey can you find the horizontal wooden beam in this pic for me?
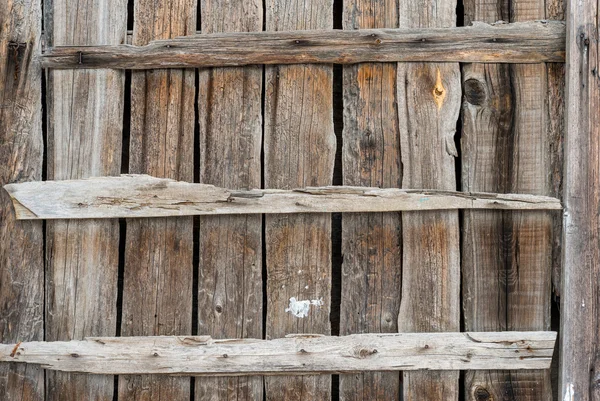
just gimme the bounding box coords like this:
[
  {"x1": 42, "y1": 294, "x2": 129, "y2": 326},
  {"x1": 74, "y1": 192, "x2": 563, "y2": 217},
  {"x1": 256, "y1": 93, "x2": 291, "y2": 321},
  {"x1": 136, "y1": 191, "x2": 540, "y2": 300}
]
[
  {"x1": 40, "y1": 20, "x2": 565, "y2": 69},
  {"x1": 0, "y1": 331, "x2": 556, "y2": 375},
  {"x1": 2, "y1": 175, "x2": 563, "y2": 220}
]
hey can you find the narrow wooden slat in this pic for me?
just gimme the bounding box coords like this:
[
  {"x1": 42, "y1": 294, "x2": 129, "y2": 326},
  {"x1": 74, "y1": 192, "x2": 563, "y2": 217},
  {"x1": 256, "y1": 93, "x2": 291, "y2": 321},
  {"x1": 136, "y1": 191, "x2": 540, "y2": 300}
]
[
  {"x1": 43, "y1": 0, "x2": 126, "y2": 399},
  {"x1": 340, "y1": 0, "x2": 401, "y2": 399},
  {"x1": 40, "y1": 21, "x2": 565, "y2": 69},
  {"x1": 560, "y1": 0, "x2": 600, "y2": 397},
  {"x1": 396, "y1": 0, "x2": 462, "y2": 399},
  {"x1": 264, "y1": 1, "x2": 335, "y2": 399},
  {"x1": 118, "y1": 1, "x2": 196, "y2": 400},
  {"x1": 0, "y1": 1, "x2": 44, "y2": 400},
  {"x1": 0, "y1": 332, "x2": 557, "y2": 375},
  {"x1": 2, "y1": 175, "x2": 562, "y2": 220},
  {"x1": 196, "y1": 0, "x2": 264, "y2": 399}
]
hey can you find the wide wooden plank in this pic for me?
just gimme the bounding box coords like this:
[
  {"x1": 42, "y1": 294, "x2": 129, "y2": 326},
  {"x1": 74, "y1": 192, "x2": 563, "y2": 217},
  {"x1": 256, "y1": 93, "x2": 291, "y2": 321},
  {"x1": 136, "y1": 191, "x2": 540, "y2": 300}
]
[
  {"x1": 340, "y1": 0, "x2": 401, "y2": 400},
  {"x1": 3, "y1": 175, "x2": 562, "y2": 220},
  {"x1": 196, "y1": 0, "x2": 264, "y2": 400},
  {"x1": 119, "y1": 1, "x2": 196, "y2": 400},
  {"x1": 560, "y1": 0, "x2": 600, "y2": 398},
  {"x1": 43, "y1": 0, "x2": 126, "y2": 399},
  {"x1": 396, "y1": 0, "x2": 462, "y2": 399},
  {"x1": 40, "y1": 21, "x2": 565, "y2": 69},
  {"x1": 264, "y1": 0, "x2": 335, "y2": 400},
  {"x1": 0, "y1": 1, "x2": 44, "y2": 400},
  {"x1": 0, "y1": 331, "x2": 557, "y2": 374},
  {"x1": 461, "y1": 0, "x2": 556, "y2": 399}
]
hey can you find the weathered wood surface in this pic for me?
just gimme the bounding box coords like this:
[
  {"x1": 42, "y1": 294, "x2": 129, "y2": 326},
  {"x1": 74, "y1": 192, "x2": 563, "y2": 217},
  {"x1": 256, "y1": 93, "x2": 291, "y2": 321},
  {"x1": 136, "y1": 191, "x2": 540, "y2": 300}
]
[
  {"x1": 560, "y1": 0, "x2": 600, "y2": 397},
  {"x1": 0, "y1": 331, "x2": 557, "y2": 374},
  {"x1": 461, "y1": 0, "x2": 555, "y2": 399},
  {"x1": 397, "y1": 0, "x2": 462, "y2": 399},
  {"x1": 43, "y1": 0, "x2": 126, "y2": 399},
  {"x1": 3, "y1": 175, "x2": 562, "y2": 220},
  {"x1": 264, "y1": 0, "x2": 335, "y2": 399},
  {"x1": 119, "y1": 1, "x2": 196, "y2": 400},
  {"x1": 0, "y1": 1, "x2": 44, "y2": 400},
  {"x1": 340, "y1": 0, "x2": 401, "y2": 399},
  {"x1": 196, "y1": 0, "x2": 264, "y2": 399},
  {"x1": 40, "y1": 21, "x2": 565, "y2": 69}
]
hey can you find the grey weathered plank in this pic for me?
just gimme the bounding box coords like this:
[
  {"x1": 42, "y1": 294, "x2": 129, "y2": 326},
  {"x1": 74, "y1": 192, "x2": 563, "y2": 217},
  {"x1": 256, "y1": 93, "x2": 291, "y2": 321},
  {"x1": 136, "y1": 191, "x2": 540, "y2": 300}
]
[
  {"x1": 340, "y1": 0, "x2": 401, "y2": 399},
  {"x1": 0, "y1": 331, "x2": 557, "y2": 374},
  {"x1": 3, "y1": 175, "x2": 562, "y2": 220},
  {"x1": 118, "y1": 1, "x2": 196, "y2": 400},
  {"x1": 0, "y1": 1, "x2": 44, "y2": 400},
  {"x1": 461, "y1": 0, "x2": 555, "y2": 399},
  {"x1": 196, "y1": 0, "x2": 264, "y2": 399},
  {"x1": 396, "y1": 0, "x2": 462, "y2": 399},
  {"x1": 264, "y1": 0, "x2": 335, "y2": 399},
  {"x1": 560, "y1": 0, "x2": 599, "y2": 398},
  {"x1": 40, "y1": 21, "x2": 565, "y2": 69},
  {"x1": 43, "y1": 0, "x2": 126, "y2": 399}
]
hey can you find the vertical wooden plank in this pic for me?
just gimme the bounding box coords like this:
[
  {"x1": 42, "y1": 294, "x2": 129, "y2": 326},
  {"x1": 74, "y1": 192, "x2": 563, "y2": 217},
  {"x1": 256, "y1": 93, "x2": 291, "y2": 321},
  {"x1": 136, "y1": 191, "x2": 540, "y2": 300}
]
[
  {"x1": 196, "y1": 0, "x2": 264, "y2": 400},
  {"x1": 340, "y1": 0, "x2": 401, "y2": 400},
  {"x1": 44, "y1": 0, "x2": 126, "y2": 399},
  {"x1": 0, "y1": 1, "x2": 44, "y2": 400},
  {"x1": 119, "y1": 0, "x2": 196, "y2": 400},
  {"x1": 396, "y1": 0, "x2": 461, "y2": 400},
  {"x1": 560, "y1": 0, "x2": 600, "y2": 398},
  {"x1": 264, "y1": 0, "x2": 335, "y2": 399},
  {"x1": 461, "y1": 0, "x2": 555, "y2": 399}
]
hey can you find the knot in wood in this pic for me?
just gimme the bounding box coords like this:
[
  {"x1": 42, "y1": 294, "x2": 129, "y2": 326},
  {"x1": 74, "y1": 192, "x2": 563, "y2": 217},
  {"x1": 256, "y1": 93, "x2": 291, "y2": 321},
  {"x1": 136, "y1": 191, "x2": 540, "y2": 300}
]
[
  {"x1": 353, "y1": 346, "x2": 378, "y2": 359},
  {"x1": 463, "y1": 79, "x2": 486, "y2": 106},
  {"x1": 433, "y1": 68, "x2": 446, "y2": 110},
  {"x1": 474, "y1": 386, "x2": 491, "y2": 400}
]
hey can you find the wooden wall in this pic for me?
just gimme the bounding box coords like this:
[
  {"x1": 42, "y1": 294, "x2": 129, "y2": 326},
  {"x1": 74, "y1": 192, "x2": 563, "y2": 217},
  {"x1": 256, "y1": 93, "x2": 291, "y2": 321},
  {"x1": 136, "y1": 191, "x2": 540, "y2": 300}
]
[{"x1": 0, "y1": 0, "x2": 566, "y2": 400}]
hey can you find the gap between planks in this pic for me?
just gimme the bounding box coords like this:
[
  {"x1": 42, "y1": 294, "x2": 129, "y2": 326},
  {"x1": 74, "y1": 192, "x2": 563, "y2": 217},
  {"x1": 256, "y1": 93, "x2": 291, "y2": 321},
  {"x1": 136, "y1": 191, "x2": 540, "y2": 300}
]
[
  {"x1": 2, "y1": 174, "x2": 563, "y2": 220},
  {"x1": 40, "y1": 21, "x2": 565, "y2": 69},
  {"x1": 0, "y1": 331, "x2": 557, "y2": 375}
]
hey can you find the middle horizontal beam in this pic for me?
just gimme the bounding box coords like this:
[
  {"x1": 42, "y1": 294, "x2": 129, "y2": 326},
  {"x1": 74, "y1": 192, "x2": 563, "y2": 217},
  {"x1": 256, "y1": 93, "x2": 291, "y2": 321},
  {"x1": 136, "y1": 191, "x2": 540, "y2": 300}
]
[
  {"x1": 3, "y1": 174, "x2": 562, "y2": 220},
  {"x1": 41, "y1": 20, "x2": 565, "y2": 69}
]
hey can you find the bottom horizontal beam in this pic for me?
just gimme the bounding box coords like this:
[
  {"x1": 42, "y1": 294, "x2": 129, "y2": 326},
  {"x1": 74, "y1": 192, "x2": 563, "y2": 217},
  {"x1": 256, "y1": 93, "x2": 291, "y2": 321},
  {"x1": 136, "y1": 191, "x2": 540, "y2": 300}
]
[{"x1": 0, "y1": 332, "x2": 556, "y2": 375}]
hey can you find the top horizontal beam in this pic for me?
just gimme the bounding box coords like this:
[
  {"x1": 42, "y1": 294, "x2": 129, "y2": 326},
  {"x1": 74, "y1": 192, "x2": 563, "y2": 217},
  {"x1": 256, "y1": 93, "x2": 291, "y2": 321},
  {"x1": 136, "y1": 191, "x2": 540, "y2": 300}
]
[
  {"x1": 3, "y1": 174, "x2": 562, "y2": 220},
  {"x1": 41, "y1": 20, "x2": 565, "y2": 69}
]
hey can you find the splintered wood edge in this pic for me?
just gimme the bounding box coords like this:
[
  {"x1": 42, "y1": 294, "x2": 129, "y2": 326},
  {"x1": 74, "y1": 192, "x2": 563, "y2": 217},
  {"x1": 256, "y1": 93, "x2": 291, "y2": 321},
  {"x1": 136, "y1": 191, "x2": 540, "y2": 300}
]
[
  {"x1": 2, "y1": 174, "x2": 563, "y2": 220},
  {"x1": 0, "y1": 331, "x2": 557, "y2": 375}
]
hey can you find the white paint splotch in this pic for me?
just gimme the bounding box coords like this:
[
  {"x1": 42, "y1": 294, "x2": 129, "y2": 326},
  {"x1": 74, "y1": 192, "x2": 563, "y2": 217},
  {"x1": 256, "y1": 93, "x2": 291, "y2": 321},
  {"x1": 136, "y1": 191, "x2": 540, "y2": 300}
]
[
  {"x1": 563, "y1": 383, "x2": 574, "y2": 401},
  {"x1": 285, "y1": 297, "x2": 324, "y2": 318}
]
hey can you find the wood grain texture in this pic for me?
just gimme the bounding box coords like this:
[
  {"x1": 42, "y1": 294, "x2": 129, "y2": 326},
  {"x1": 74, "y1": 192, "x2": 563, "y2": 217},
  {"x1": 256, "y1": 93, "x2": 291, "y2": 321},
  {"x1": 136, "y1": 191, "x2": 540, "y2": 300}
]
[
  {"x1": 43, "y1": 0, "x2": 126, "y2": 399},
  {"x1": 119, "y1": 1, "x2": 195, "y2": 400},
  {"x1": 397, "y1": 0, "x2": 462, "y2": 399},
  {"x1": 0, "y1": 332, "x2": 557, "y2": 374},
  {"x1": 40, "y1": 21, "x2": 567, "y2": 69},
  {"x1": 264, "y1": 1, "x2": 335, "y2": 399},
  {"x1": 3, "y1": 175, "x2": 563, "y2": 220},
  {"x1": 461, "y1": 0, "x2": 555, "y2": 398},
  {"x1": 196, "y1": 0, "x2": 264, "y2": 399},
  {"x1": 560, "y1": 0, "x2": 600, "y2": 398},
  {"x1": 0, "y1": 1, "x2": 44, "y2": 400},
  {"x1": 340, "y1": 0, "x2": 401, "y2": 399}
]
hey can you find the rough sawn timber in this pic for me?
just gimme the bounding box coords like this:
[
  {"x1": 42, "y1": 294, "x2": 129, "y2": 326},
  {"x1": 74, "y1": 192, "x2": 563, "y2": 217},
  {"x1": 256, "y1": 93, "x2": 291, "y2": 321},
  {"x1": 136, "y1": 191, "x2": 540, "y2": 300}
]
[
  {"x1": 43, "y1": 0, "x2": 126, "y2": 399},
  {"x1": 264, "y1": 0, "x2": 336, "y2": 399},
  {"x1": 340, "y1": 0, "x2": 401, "y2": 399},
  {"x1": 396, "y1": 0, "x2": 462, "y2": 399},
  {"x1": 2, "y1": 175, "x2": 562, "y2": 220},
  {"x1": 0, "y1": 0, "x2": 44, "y2": 400},
  {"x1": 40, "y1": 21, "x2": 566, "y2": 69},
  {"x1": 560, "y1": 0, "x2": 600, "y2": 397},
  {"x1": 119, "y1": 0, "x2": 196, "y2": 400},
  {"x1": 0, "y1": 332, "x2": 557, "y2": 374},
  {"x1": 196, "y1": 0, "x2": 264, "y2": 399}
]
